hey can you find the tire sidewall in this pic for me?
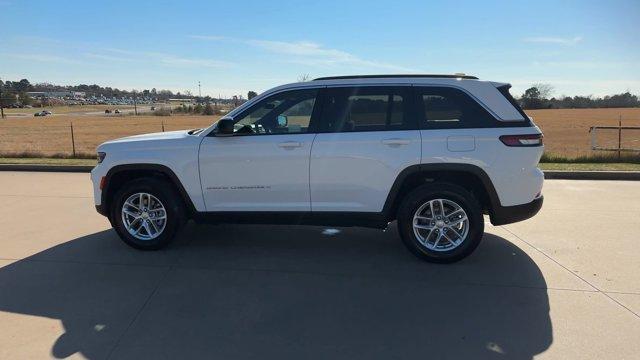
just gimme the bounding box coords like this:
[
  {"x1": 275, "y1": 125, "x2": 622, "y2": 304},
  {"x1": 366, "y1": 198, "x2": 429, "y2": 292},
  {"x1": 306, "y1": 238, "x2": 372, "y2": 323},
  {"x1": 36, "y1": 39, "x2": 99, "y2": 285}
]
[
  {"x1": 110, "y1": 178, "x2": 183, "y2": 250},
  {"x1": 398, "y1": 184, "x2": 484, "y2": 263}
]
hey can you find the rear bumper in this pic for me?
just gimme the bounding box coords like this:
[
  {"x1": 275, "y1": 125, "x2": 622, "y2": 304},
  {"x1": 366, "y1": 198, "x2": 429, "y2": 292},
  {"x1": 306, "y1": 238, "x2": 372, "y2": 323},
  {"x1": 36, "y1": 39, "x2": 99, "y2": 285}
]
[{"x1": 490, "y1": 195, "x2": 543, "y2": 226}]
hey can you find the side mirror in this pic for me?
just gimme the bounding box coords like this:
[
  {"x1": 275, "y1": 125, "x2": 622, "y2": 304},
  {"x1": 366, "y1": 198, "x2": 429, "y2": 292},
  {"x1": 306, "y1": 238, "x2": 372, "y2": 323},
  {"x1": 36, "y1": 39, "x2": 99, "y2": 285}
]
[
  {"x1": 277, "y1": 114, "x2": 288, "y2": 127},
  {"x1": 216, "y1": 119, "x2": 234, "y2": 136}
]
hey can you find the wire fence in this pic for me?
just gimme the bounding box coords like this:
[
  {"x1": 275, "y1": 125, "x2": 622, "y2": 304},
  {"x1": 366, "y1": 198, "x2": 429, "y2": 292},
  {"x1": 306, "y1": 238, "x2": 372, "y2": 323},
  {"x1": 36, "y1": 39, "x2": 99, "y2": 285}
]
[
  {"x1": 0, "y1": 118, "x2": 214, "y2": 157},
  {"x1": 590, "y1": 125, "x2": 640, "y2": 154}
]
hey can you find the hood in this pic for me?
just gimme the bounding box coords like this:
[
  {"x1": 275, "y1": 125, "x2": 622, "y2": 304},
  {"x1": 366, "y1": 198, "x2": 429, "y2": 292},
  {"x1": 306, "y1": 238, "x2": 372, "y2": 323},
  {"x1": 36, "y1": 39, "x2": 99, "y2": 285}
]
[{"x1": 103, "y1": 130, "x2": 191, "y2": 145}]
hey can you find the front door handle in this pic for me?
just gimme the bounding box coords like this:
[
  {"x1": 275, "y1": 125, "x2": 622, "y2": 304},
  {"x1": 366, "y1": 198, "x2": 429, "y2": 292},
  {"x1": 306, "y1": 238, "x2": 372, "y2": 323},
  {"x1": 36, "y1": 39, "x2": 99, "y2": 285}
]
[
  {"x1": 382, "y1": 138, "x2": 411, "y2": 146},
  {"x1": 277, "y1": 141, "x2": 303, "y2": 148}
]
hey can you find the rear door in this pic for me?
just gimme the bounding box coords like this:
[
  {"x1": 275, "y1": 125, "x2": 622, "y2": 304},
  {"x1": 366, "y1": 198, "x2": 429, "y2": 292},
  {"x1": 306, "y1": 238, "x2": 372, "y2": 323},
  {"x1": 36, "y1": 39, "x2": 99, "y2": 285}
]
[
  {"x1": 416, "y1": 86, "x2": 501, "y2": 164},
  {"x1": 310, "y1": 86, "x2": 421, "y2": 212}
]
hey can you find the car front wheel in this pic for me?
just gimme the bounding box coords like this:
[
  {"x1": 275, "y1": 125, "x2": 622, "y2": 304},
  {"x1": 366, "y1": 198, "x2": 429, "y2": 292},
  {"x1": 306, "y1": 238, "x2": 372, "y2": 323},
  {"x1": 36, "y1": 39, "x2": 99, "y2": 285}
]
[{"x1": 110, "y1": 178, "x2": 185, "y2": 250}]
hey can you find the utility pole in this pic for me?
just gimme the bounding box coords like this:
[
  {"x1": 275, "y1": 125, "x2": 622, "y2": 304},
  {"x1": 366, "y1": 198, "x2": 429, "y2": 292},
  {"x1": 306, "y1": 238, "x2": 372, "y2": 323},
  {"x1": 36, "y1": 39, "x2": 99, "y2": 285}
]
[{"x1": 198, "y1": 81, "x2": 201, "y2": 97}]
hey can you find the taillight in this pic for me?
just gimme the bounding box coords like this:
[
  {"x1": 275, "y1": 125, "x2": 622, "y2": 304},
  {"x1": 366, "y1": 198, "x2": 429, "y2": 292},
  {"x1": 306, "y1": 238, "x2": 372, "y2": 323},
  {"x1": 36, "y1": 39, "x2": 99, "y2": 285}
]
[{"x1": 499, "y1": 134, "x2": 543, "y2": 147}]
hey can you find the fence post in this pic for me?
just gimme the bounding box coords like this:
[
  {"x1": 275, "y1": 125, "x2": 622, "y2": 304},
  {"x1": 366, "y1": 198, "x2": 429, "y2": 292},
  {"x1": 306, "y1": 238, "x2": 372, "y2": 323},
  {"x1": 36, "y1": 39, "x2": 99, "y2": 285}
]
[
  {"x1": 0, "y1": 86, "x2": 4, "y2": 119},
  {"x1": 618, "y1": 115, "x2": 622, "y2": 160},
  {"x1": 70, "y1": 122, "x2": 76, "y2": 158},
  {"x1": 162, "y1": 119, "x2": 165, "y2": 132}
]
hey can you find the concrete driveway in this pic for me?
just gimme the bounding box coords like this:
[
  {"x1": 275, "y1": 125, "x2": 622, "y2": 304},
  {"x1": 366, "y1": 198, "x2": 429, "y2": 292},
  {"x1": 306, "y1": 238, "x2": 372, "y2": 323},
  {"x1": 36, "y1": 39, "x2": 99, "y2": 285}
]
[{"x1": 0, "y1": 172, "x2": 638, "y2": 359}]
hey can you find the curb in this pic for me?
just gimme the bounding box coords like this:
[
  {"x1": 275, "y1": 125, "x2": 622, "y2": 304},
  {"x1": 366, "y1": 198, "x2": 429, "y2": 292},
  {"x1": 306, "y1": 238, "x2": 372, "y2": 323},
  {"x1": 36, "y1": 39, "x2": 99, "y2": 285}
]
[
  {"x1": 0, "y1": 164, "x2": 94, "y2": 172},
  {"x1": 1, "y1": 164, "x2": 640, "y2": 181},
  {"x1": 543, "y1": 170, "x2": 640, "y2": 181}
]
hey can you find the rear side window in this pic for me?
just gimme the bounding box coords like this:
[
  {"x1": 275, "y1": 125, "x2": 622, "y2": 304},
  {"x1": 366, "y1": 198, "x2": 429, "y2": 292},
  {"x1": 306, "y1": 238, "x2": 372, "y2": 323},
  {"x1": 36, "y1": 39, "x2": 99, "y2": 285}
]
[
  {"x1": 318, "y1": 87, "x2": 415, "y2": 132},
  {"x1": 416, "y1": 87, "x2": 497, "y2": 129},
  {"x1": 497, "y1": 85, "x2": 532, "y2": 122}
]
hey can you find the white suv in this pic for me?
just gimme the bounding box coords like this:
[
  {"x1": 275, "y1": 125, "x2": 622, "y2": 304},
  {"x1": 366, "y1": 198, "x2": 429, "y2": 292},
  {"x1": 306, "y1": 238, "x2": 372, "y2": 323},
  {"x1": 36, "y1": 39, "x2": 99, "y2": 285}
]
[{"x1": 91, "y1": 75, "x2": 544, "y2": 263}]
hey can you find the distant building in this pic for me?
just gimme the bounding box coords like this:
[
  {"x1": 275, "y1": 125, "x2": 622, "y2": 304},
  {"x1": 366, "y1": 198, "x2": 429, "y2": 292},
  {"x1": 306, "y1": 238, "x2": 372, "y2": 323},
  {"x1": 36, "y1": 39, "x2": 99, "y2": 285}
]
[
  {"x1": 168, "y1": 98, "x2": 195, "y2": 105},
  {"x1": 27, "y1": 91, "x2": 85, "y2": 99}
]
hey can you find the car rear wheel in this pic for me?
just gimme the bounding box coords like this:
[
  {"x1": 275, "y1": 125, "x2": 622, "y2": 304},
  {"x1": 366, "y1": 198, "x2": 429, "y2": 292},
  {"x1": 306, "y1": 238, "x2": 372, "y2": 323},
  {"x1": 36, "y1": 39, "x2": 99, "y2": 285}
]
[
  {"x1": 397, "y1": 183, "x2": 484, "y2": 263},
  {"x1": 110, "y1": 177, "x2": 185, "y2": 250}
]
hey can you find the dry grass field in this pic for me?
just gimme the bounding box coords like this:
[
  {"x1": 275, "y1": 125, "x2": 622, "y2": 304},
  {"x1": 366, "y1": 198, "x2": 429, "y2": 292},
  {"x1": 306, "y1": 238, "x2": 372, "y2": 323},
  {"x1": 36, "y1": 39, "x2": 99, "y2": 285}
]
[
  {"x1": 0, "y1": 108, "x2": 639, "y2": 158},
  {"x1": 529, "y1": 108, "x2": 640, "y2": 157},
  {"x1": 0, "y1": 115, "x2": 217, "y2": 156}
]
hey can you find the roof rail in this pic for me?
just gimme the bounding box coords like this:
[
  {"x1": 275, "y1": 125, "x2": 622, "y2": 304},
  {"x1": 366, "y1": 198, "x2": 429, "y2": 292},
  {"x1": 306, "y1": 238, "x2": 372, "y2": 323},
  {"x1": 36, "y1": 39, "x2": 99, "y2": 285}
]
[{"x1": 313, "y1": 74, "x2": 479, "y2": 81}]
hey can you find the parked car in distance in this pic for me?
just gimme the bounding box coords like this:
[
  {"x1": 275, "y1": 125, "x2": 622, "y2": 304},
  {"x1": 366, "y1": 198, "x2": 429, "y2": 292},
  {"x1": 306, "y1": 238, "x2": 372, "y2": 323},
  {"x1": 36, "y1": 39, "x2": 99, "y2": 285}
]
[
  {"x1": 114, "y1": 109, "x2": 120, "y2": 114},
  {"x1": 34, "y1": 111, "x2": 47, "y2": 117},
  {"x1": 91, "y1": 74, "x2": 544, "y2": 263},
  {"x1": 105, "y1": 109, "x2": 112, "y2": 114}
]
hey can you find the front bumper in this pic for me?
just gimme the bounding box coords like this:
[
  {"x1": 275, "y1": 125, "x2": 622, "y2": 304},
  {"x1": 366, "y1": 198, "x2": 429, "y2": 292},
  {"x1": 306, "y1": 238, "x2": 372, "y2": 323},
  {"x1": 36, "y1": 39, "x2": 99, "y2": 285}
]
[
  {"x1": 91, "y1": 164, "x2": 107, "y2": 216},
  {"x1": 95, "y1": 204, "x2": 108, "y2": 217},
  {"x1": 490, "y1": 195, "x2": 543, "y2": 226}
]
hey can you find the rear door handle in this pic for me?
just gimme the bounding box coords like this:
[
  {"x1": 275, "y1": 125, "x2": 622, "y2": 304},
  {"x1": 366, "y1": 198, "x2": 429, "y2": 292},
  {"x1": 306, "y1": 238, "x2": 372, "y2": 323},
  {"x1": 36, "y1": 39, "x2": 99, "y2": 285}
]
[
  {"x1": 277, "y1": 141, "x2": 303, "y2": 148},
  {"x1": 382, "y1": 138, "x2": 411, "y2": 146}
]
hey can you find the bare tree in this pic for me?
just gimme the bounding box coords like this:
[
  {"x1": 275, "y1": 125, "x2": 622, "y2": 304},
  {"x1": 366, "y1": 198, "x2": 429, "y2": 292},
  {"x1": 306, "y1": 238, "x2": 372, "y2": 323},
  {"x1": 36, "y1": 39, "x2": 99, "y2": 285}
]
[
  {"x1": 297, "y1": 74, "x2": 311, "y2": 82},
  {"x1": 531, "y1": 83, "x2": 554, "y2": 99}
]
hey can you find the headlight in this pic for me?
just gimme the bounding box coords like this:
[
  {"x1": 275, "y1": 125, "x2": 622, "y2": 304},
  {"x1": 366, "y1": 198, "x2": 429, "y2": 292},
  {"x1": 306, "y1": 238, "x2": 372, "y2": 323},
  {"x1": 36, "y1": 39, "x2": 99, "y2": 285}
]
[{"x1": 97, "y1": 152, "x2": 106, "y2": 163}]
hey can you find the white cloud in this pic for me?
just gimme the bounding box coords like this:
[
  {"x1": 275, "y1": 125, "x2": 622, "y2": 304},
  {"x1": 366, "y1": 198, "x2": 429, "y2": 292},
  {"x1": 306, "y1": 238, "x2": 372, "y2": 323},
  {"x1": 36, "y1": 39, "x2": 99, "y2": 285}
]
[
  {"x1": 188, "y1": 35, "x2": 226, "y2": 41},
  {"x1": 531, "y1": 60, "x2": 637, "y2": 69},
  {"x1": 522, "y1": 36, "x2": 583, "y2": 45},
  {"x1": 9, "y1": 53, "x2": 83, "y2": 65},
  {"x1": 251, "y1": 39, "x2": 416, "y2": 71},
  {"x1": 89, "y1": 48, "x2": 233, "y2": 68},
  {"x1": 191, "y1": 35, "x2": 416, "y2": 72},
  {"x1": 158, "y1": 56, "x2": 231, "y2": 68},
  {"x1": 84, "y1": 53, "x2": 131, "y2": 62}
]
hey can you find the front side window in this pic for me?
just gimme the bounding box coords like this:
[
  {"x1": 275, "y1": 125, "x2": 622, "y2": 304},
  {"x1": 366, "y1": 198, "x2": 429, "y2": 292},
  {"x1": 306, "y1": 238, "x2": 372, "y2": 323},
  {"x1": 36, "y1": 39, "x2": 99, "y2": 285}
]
[
  {"x1": 319, "y1": 87, "x2": 413, "y2": 132},
  {"x1": 233, "y1": 89, "x2": 318, "y2": 135},
  {"x1": 417, "y1": 87, "x2": 497, "y2": 128}
]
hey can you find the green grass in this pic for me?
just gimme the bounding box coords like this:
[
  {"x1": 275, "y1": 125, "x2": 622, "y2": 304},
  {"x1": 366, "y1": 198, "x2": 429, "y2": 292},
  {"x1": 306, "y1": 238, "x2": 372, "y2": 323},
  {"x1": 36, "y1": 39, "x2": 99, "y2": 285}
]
[
  {"x1": 539, "y1": 152, "x2": 640, "y2": 170},
  {"x1": 538, "y1": 163, "x2": 640, "y2": 171},
  {"x1": 0, "y1": 151, "x2": 95, "y2": 159},
  {"x1": 0, "y1": 157, "x2": 96, "y2": 166},
  {"x1": 541, "y1": 152, "x2": 640, "y2": 164}
]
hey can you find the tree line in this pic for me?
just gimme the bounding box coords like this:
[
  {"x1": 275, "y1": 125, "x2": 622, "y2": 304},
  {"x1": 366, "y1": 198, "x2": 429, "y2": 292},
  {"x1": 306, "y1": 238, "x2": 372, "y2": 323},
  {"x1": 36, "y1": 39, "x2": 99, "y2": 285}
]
[{"x1": 519, "y1": 83, "x2": 639, "y2": 109}]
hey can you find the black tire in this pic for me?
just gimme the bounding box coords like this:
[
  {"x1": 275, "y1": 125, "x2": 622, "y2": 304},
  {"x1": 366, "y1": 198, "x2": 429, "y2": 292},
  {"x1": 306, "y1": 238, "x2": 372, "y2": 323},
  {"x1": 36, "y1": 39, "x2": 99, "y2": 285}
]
[
  {"x1": 397, "y1": 183, "x2": 484, "y2": 263},
  {"x1": 110, "y1": 177, "x2": 186, "y2": 250}
]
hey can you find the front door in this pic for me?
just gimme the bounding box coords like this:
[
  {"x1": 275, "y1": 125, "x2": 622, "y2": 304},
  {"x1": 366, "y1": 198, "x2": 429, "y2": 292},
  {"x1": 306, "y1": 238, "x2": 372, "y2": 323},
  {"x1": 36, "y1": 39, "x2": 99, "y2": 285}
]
[{"x1": 199, "y1": 88, "x2": 320, "y2": 211}]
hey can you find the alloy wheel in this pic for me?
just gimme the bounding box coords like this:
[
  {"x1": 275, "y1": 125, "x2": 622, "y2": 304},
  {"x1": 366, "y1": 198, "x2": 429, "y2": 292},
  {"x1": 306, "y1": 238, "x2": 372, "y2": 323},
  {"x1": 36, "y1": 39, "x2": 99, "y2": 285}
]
[
  {"x1": 412, "y1": 198, "x2": 470, "y2": 252},
  {"x1": 121, "y1": 192, "x2": 167, "y2": 240}
]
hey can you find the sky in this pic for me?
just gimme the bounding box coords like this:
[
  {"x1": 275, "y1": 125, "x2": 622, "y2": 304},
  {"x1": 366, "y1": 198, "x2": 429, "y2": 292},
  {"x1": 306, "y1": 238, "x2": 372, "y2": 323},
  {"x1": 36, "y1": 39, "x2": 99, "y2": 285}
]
[{"x1": 1, "y1": 0, "x2": 639, "y2": 98}]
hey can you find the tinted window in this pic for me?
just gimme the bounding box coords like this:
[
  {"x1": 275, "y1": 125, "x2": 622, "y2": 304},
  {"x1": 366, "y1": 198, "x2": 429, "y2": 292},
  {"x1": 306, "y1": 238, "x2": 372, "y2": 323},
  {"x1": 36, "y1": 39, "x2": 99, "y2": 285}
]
[
  {"x1": 233, "y1": 89, "x2": 318, "y2": 135},
  {"x1": 319, "y1": 87, "x2": 413, "y2": 132},
  {"x1": 417, "y1": 87, "x2": 497, "y2": 128},
  {"x1": 497, "y1": 85, "x2": 532, "y2": 123}
]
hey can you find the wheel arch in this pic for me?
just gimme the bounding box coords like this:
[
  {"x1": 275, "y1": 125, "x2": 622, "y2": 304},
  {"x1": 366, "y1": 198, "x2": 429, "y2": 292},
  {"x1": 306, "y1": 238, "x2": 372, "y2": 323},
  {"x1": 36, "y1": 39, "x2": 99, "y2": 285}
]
[
  {"x1": 101, "y1": 164, "x2": 197, "y2": 218},
  {"x1": 382, "y1": 163, "x2": 501, "y2": 221}
]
